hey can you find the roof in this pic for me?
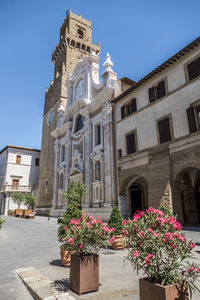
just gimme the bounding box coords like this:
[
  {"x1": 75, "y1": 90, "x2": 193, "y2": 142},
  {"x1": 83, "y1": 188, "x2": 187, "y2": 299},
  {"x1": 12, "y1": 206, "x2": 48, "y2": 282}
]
[
  {"x1": 0, "y1": 145, "x2": 41, "y2": 155},
  {"x1": 112, "y1": 36, "x2": 200, "y2": 103}
]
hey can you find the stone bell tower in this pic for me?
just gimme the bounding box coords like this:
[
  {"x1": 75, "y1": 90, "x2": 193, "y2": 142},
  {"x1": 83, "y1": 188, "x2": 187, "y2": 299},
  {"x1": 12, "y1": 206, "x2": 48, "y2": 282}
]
[{"x1": 37, "y1": 10, "x2": 100, "y2": 214}]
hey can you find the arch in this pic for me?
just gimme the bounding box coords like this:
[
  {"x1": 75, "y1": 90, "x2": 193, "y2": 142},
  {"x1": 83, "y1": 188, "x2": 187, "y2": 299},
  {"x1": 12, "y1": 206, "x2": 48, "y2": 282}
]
[
  {"x1": 119, "y1": 175, "x2": 148, "y2": 219},
  {"x1": 77, "y1": 28, "x2": 84, "y2": 39},
  {"x1": 173, "y1": 167, "x2": 200, "y2": 224},
  {"x1": 75, "y1": 115, "x2": 84, "y2": 132}
]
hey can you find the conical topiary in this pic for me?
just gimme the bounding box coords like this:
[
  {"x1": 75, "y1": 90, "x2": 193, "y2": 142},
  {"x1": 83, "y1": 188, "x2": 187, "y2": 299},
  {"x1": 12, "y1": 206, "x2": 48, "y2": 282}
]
[{"x1": 108, "y1": 206, "x2": 123, "y2": 235}]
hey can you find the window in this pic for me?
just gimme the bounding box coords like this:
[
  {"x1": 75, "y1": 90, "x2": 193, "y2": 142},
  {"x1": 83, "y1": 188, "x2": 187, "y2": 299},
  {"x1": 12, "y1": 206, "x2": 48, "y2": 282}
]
[
  {"x1": 187, "y1": 105, "x2": 200, "y2": 133},
  {"x1": 148, "y1": 80, "x2": 166, "y2": 103},
  {"x1": 95, "y1": 161, "x2": 101, "y2": 181},
  {"x1": 126, "y1": 132, "x2": 136, "y2": 155},
  {"x1": 12, "y1": 179, "x2": 19, "y2": 186},
  {"x1": 77, "y1": 28, "x2": 84, "y2": 39},
  {"x1": 45, "y1": 179, "x2": 48, "y2": 187},
  {"x1": 95, "y1": 124, "x2": 101, "y2": 146},
  {"x1": 75, "y1": 115, "x2": 84, "y2": 132},
  {"x1": 187, "y1": 56, "x2": 200, "y2": 81},
  {"x1": 61, "y1": 145, "x2": 65, "y2": 162},
  {"x1": 60, "y1": 174, "x2": 64, "y2": 189},
  {"x1": 121, "y1": 98, "x2": 137, "y2": 119},
  {"x1": 158, "y1": 117, "x2": 172, "y2": 144},
  {"x1": 16, "y1": 155, "x2": 21, "y2": 164},
  {"x1": 118, "y1": 149, "x2": 122, "y2": 158},
  {"x1": 35, "y1": 158, "x2": 40, "y2": 166}
]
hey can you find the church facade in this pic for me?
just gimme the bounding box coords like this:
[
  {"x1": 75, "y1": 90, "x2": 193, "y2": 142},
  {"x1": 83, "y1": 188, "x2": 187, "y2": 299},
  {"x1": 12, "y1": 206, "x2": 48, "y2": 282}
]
[{"x1": 50, "y1": 52, "x2": 124, "y2": 218}]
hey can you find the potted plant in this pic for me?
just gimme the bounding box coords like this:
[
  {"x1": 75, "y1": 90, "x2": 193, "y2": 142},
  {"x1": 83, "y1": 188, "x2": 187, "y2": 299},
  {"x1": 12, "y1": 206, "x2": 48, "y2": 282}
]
[
  {"x1": 58, "y1": 181, "x2": 86, "y2": 267},
  {"x1": 0, "y1": 216, "x2": 4, "y2": 228},
  {"x1": 108, "y1": 206, "x2": 124, "y2": 250},
  {"x1": 62, "y1": 214, "x2": 115, "y2": 295},
  {"x1": 122, "y1": 207, "x2": 200, "y2": 300}
]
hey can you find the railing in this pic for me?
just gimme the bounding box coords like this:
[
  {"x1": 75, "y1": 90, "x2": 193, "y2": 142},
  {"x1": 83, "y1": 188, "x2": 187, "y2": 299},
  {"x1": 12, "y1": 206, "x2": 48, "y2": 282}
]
[{"x1": 0, "y1": 185, "x2": 32, "y2": 193}]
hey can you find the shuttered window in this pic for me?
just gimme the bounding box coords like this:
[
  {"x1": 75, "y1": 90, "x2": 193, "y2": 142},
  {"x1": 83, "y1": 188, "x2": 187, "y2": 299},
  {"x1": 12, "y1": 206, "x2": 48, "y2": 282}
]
[
  {"x1": 186, "y1": 107, "x2": 197, "y2": 133},
  {"x1": 121, "y1": 98, "x2": 137, "y2": 119},
  {"x1": 126, "y1": 132, "x2": 136, "y2": 154},
  {"x1": 149, "y1": 87, "x2": 155, "y2": 102},
  {"x1": 158, "y1": 117, "x2": 171, "y2": 144},
  {"x1": 148, "y1": 80, "x2": 166, "y2": 102},
  {"x1": 131, "y1": 98, "x2": 137, "y2": 113},
  {"x1": 121, "y1": 106, "x2": 125, "y2": 119},
  {"x1": 158, "y1": 81, "x2": 166, "y2": 98},
  {"x1": 187, "y1": 57, "x2": 200, "y2": 81}
]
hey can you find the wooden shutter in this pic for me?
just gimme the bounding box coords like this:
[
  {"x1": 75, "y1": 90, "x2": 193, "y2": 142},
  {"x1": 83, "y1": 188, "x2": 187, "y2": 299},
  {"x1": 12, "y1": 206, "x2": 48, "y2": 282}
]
[
  {"x1": 131, "y1": 98, "x2": 137, "y2": 113},
  {"x1": 158, "y1": 117, "x2": 171, "y2": 144},
  {"x1": 187, "y1": 57, "x2": 200, "y2": 81},
  {"x1": 148, "y1": 87, "x2": 155, "y2": 102},
  {"x1": 126, "y1": 132, "x2": 136, "y2": 154},
  {"x1": 187, "y1": 106, "x2": 197, "y2": 133},
  {"x1": 158, "y1": 81, "x2": 166, "y2": 98},
  {"x1": 121, "y1": 105, "x2": 125, "y2": 119}
]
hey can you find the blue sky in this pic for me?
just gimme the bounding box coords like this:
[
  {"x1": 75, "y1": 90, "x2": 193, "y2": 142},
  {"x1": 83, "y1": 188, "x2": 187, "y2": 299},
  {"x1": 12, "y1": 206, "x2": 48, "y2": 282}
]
[{"x1": 0, "y1": 0, "x2": 200, "y2": 150}]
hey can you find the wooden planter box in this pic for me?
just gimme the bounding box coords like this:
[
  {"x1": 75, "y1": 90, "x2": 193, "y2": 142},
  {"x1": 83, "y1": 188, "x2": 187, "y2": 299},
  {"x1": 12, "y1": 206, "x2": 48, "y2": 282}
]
[
  {"x1": 111, "y1": 235, "x2": 125, "y2": 250},
  {"x1": 139, "y1": 278, "x2": 188, "y2": 300},
  {"x1": 70, "y1": 254, "x2": 99, "y2": 295},
  {"x1": 60, "y1": 247, "x2": 71, "y2": 267}
]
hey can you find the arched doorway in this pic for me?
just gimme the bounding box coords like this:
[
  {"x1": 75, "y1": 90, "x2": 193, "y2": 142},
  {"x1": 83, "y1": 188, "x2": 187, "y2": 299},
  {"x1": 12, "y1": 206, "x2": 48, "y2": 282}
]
[
  {"x1": 174, "y1": 168, "x2": 200, "y2": 224},
  {"x1": 129, "y1": 184, "x2": 144, "y2": 216}
]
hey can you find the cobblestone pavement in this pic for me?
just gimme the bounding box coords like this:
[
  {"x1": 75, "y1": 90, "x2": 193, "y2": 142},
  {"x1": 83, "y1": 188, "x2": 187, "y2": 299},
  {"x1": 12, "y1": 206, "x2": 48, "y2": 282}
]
[{"x1": 0, "y1": 216, "x2": 200, "y2": 300}]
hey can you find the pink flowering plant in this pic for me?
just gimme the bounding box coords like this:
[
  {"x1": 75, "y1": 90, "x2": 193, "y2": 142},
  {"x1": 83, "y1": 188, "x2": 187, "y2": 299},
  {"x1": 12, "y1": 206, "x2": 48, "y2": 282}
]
[
  {"x1": 123, "y1": 207, "x2": 200, "y2": 296},
  {"x1": 62, "y1": 214, "x2": 115, "y2": 256}
]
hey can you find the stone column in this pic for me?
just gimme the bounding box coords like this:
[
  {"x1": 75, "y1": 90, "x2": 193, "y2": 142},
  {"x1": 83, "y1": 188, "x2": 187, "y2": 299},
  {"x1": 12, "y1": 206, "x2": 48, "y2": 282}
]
[
  {"x1": 63, "y1": 128, "x2": 72, "y2": 208},
  {"x1": 82, "y1": 114, "x2": 91, "y2": 209},
  {"x1": 52, "y1": 138, "x2": 59, "y2": 209},
  {"x1": 102, "y1": 100, "x2": 115, "y2": 208}
]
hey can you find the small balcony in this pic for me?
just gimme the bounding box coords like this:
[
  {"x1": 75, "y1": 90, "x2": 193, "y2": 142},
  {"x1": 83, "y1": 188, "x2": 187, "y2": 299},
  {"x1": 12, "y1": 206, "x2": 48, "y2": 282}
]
[{"x1": 0, "y1": 185, "x2": 32, "y2": 193}]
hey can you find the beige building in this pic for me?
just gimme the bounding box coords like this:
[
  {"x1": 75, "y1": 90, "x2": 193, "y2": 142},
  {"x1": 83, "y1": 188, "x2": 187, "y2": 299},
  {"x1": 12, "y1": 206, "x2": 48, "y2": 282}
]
[
  {"x1": 112, "y1": 36, "x2": 200, "y2": 224},
  {"x1": 37, "y1": 10, "x2": 100, "y2": 215},
  {"x1": 0, "y1": 146, "x2": 40, "y2": 215}
]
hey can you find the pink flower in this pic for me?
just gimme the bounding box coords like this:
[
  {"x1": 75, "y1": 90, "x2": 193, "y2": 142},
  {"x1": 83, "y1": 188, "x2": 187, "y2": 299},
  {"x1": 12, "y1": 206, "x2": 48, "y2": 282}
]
[
  {"x1": 182, "y1": 271, "x2": 185, "y2": 277},
  {"x1": 122, "y1": 219, "x2": 127, "y2": 225},
  {"x1": 152, "y1": 232, "x2": 160, "y2": 237},
  {"x1": 133, "y1": 250, "x2": 139, "y2": 258},
  {"x1": 133, "y1": 214, "x2": 141, "y2": 221},
  {"x1": 67, "y1": 238, "x2": 74, "y2": 245},
  {"x1": 197, "y1": 267, "x2": 200, "y2": 273},
  {"x1": 147, "y1": 228, "x2": 153, "y2": 233},
  {"x1": 190, "y1": 242, "x2": 195, "y2": 249},
  {"x1": 110, "y1": 227, "x2": 115, "y2": 232},
  {"x1": 164, "y1": 232, "x2": 173, "y2": 241}
]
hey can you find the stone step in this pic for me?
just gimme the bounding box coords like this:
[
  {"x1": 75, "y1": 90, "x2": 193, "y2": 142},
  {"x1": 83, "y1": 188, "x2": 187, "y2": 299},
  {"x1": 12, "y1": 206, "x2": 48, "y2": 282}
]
[{"x1": 15, "y1": 267, "x2": 75, "y2": 300}]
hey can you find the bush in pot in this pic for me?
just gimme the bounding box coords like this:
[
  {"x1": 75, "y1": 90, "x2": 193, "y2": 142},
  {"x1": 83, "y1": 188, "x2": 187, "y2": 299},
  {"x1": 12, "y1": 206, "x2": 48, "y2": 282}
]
[
  {"x1": 0, "y1": 217, "x2": 4, "y2": 228},
  {"x1": 62, "y1": 214, "x2": 115, "y2": 295},
  {"x1": 57, "y1": 181, "x2": 86, "y2": 267},
  {"x1": 108, "y1": 206, "x2": 124, "y2": 250},
  {"x1": 122, "y1": 207, "x2": 200, "y2": 300}
]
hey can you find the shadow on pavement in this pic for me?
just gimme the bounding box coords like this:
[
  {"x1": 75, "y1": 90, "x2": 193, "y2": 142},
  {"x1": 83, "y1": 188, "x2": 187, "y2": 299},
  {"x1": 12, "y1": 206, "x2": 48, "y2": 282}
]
[
  {"x1": 53, "y1": 278, "x2": 70, "y2": 292},
  {"x1": 49, "y1": 259, "x2": 65, "y2": 267},
  {"x1": 183, "y1": 226, "x2": 200, "y2": 232}
]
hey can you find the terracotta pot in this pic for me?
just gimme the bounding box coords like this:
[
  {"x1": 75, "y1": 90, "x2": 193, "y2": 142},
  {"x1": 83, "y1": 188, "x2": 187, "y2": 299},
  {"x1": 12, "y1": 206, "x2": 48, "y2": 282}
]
[
  {"x1": 139, "y1": 278, "x2": 188, "y2": 300},
  {"x1": 60, "y1": 247, "x2": 71, "y2": 267},
  {"x1": 111, "y1": 234, "x2": 125, "y2": 250},
  {"x1": 70, "y1": 254, "x2": 99, "y2": 295}
]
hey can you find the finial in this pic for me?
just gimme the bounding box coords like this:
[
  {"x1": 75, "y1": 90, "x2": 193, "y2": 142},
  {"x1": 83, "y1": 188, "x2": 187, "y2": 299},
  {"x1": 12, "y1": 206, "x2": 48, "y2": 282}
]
[{"x1": 103, "y1": 53, "x2": 114, "y2": 72}]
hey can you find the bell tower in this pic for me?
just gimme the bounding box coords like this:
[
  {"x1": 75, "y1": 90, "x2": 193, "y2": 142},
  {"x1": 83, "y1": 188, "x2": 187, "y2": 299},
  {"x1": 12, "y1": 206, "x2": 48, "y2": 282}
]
[{"x1": 37, "y1": 10, "x2": 100, "y2": 213}]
